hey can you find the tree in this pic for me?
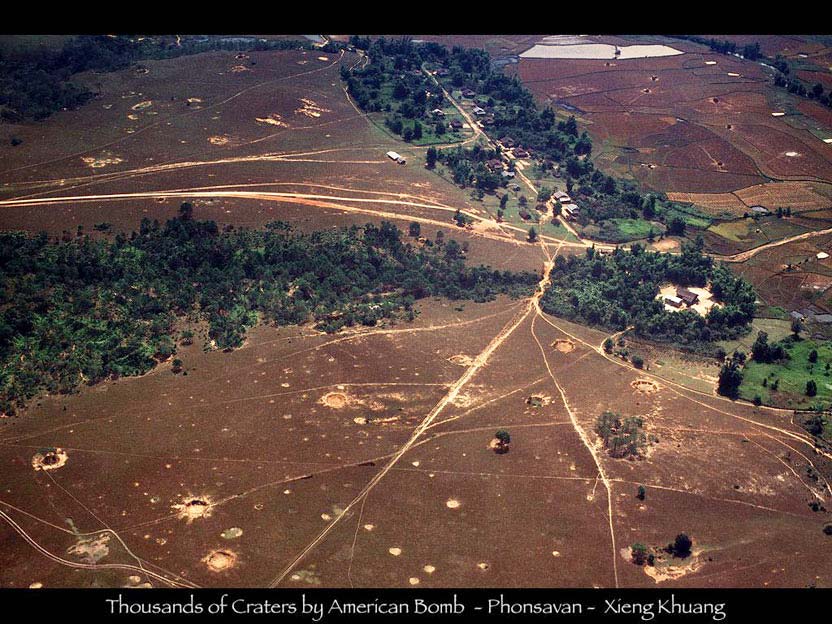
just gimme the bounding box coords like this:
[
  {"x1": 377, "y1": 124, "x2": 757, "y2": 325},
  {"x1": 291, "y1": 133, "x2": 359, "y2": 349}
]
[
  {"x1": 527, "y1": 227, "x2": 538, "y2": 243},
  {"x1": 425, "y1": 146, "x2": 438, "y2": 169},
  {"x1": 172, "y1": 358, "x2": 184, "y2": 374},
  {"x1": 631, "y1": 543, "x2": 649, "y2": 566},
  {"x1": 809, "y1": 349, "x2": 818, "y2": 364},
  {"x1": 668, "y1": 533, "x2": 692, "y2": 558},
  {"x1": 792, "y1": 317, "x2": 804, "y2": 338},
  {"x1": 494, "y1": 429, "x2": 511, "y2": 454},
  {"x1": 751, "y1": 331, "x2": 785, "y2": 363},
  {"x1": 805, "y1": 413, "x2": 825, "y2": 436},
  {"x1": 806, "y1": 379, "x2": 818, "y2": 397},
  {"x1": 408, "y1": 222, "x2": 421, "y2": 238},
  {"x1": 717, "y1": 355, "x2": 743, "y2": 399},
  {"x1": 631, "y1": 354, "x2": 644, "y2": 369},
  {"x1": 500, "y1": 194, "x2": 508, "y2": 210},
  {"x1": 667, "y1": 216, "x2": 686, "y2": 236},
  {"x1": 636, "y1": 485, "x2": 646, "y2": 501},
  {"x1": 179, "y1": 202, "x2": 194, "y2": 221},
  {"x1": 642, "y1": 195, "x2": 656, "y2": 219},
  {"x1": 603, "y1": 337, "x2": 614, "y2": 354}
]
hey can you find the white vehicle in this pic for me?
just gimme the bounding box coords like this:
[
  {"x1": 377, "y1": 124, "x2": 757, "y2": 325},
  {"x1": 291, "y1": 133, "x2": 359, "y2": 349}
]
[{"x1": 386, "y1": 151, "x2": 406, "y2": 165}]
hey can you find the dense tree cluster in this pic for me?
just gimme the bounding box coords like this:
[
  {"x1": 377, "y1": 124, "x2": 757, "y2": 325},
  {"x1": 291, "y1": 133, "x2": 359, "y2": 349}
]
[
  {"x1": 0, "y1": 35, "x2": 321, "y2": 122},
  {"x1": 434, "y1": 144, "x2": 505, "y2": 192},
  {"x1": 672, "y1": 36, "x2": 760, "y2": 60},
  {"x1": 0, "y1": 216, "x2": 537, "y2": 415},
  {"x1": 342, "y1": 37, "x2": 447, "y2": 141},
  {"x1": 540, "y1": 239, "x2": 756, "y2": 348},
  {"x1": 595, "y1": 411, "x2": 646, "y2": 459},
  {"x1": 751, "y1": 330, "x2": 788, "y2": 363}
]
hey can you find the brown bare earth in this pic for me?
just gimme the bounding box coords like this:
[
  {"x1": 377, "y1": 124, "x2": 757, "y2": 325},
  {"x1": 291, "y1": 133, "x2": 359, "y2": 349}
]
[
  {"x1": 511, "y1": 35, "x2": 832, "y2": 211},
  {"x1": 0, "y1": 40, "x2": 830, "y2": 590}
]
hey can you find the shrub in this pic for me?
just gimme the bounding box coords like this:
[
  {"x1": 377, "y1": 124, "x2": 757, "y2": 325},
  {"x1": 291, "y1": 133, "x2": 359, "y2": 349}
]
[{"x1": 668, "y1": 533, "x2": 692, "y2": 558}]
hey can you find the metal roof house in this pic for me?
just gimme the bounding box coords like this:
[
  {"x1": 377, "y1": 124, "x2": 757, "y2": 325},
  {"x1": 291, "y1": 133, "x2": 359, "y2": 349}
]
[{"x1": 676, "y1": 288, "x2": 699, "y2": 306}]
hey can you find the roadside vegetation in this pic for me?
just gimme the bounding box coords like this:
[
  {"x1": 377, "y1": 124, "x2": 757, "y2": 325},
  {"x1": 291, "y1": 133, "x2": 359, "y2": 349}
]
[{"x1": 0, "y1": 209, "x2": 537, "y2": 415}]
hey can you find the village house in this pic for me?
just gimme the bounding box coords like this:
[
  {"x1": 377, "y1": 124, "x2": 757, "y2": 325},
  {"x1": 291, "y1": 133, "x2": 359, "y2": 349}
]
[
  {"x1": 553, "y1": 191, "x2": 571, "y2": 203},
  {"x1": 664, "y1": 295, "x2": 684, "y2": 308},
  {"x1": 431, "y1": 108, "x2": 445, "y2": 117},
  {"x1": 513, "y1": 147, "x2": 529, "y2": 158},
  {"x1": 461, "y1": 88, "x2": 476, "y2": 98},
  {"x1": 676, "y1": 287, "x2": 699, "y2": 306},
  {"x1": 449, "y1": 119, "x2": 463, "y2": 130},
  {"x1": 499, "y1": 136, "x2": 516, "y2": 148},
  {"x1": 472, "y1": 105, "x2": 487, "y2": 116},
  {"x1": 561, "y1": 203, "x2": 580, "y2": 221}
]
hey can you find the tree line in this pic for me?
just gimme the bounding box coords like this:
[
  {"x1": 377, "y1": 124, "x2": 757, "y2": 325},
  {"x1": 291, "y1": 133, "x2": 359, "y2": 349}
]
[{"x1": 0, "y1": 212, "x2": 538, "y2": 415}]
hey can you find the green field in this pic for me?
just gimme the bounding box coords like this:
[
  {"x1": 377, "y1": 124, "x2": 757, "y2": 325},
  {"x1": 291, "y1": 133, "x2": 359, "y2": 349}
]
[
  {"x1": 718, "y1": 317, "x2": 793, "y2": 355},
  {"x1": 580, "y1": 217, "x2": 665, "y2": 243},
  {"x1": 739, "y1": 337, "x2": 832, "y2": 408}
]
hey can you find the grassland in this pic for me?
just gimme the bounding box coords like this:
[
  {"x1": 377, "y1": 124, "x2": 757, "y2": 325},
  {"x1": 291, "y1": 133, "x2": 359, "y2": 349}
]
[{"x1": 740, "y1": 337, "x2": 832, "y2": 408}]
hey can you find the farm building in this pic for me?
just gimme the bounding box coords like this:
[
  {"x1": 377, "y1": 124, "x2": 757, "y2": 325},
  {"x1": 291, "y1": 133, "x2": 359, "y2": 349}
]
[
  {"x1": 561, "y1": 203, "x2": 580, "y2": 220},
  {"x1": 817, "y1": 252, "x2": 829, "y2": 260},
  {"x1": 750, "y1": 205, "x2": 769, "y2": 215},
  {"x1": 664, "y1": 295, "x2": 683, "y2": 308},
  {"x1": 385, "y1": 151, "x2": 406, "y2": 165},
  {"x1": 676, "y1": 287, "x2": 699, "y2": 306}
]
